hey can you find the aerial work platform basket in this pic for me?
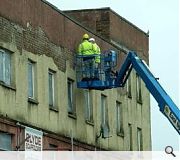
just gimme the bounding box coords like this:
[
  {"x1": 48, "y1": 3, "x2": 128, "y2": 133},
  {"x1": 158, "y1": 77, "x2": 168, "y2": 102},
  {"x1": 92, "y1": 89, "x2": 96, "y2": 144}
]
[
  {"x1": 76, "y1": 50, "x2": 117, "y2": 90},
  {"x1": 76, "y1": 50, "x2": 180, "y2": 134}
]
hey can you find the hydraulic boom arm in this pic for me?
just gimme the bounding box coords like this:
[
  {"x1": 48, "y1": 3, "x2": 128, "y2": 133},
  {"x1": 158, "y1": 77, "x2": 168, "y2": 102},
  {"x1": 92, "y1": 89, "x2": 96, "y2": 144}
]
[
  {"x1": 116, "y1": 51, "x2": 180, "y2": 134},
  {"x1": 76, "y1": 51, "x2": 180, "y2": 134}
]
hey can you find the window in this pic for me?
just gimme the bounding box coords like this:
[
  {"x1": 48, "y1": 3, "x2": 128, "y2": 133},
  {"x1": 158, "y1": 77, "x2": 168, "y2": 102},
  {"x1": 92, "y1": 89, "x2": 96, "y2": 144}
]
[
  {"x1": 101, "y1": 95, "x2": 109, "y2": 138},
  {"x1": 127, "y1": 75, "x2": 132, "y2": 98},
  {"x1": 84, "y1": 89, "x2": 93, "y2": 122},
  {"x1": 137, "y1": 128, "x2": 143, "y2": 151},
  {"x1": 136, "y1": 74, "x2": 142, "y2": 103},
  {"x1": 128, "y1": 123, "x2": 133, "y2": 151},
  {"x1": 48, "y1": 70, "x2": 55, "y2": 107},
  {"x1": 0, "y1": 132, "x2": 12, "y2": 151},
  {"x1": 28, "y1": 60, "x2": 36, "y2": 99},
  {"x1": 0, "y1": 49, "x2": 11, "y2": 86},
  {"x1": 67, "y1": 78, "x2": 75, "y2": 114},
  {"x1": 116, "y1": 101, "x2": 123, "y2": 135},
  {"x1": 101, "y1": 95, "x2": 108, "y2": 126}
]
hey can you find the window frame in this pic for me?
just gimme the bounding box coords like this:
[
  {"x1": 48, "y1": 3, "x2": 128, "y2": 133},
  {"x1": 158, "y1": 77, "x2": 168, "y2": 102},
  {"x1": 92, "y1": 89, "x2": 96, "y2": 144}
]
[
  {"x1": 0, "y1": 131, "x2": 12, "y2": 151},
  {"x1": 48, "y1": 69, "x2": 55, "y2": 107},
  {"x1": 116, "y1": 101, "x2": 124, "y2": 136},
  {"x1": 101, "y1": 94, "x2": 108, "y2": 127},
  {"x1": 0, "y1": 49, "x2": 11, "y2": 86},
  {"x1": 136, "y1": 74, "x2": 142, "y2": 104},
  {"x1": 28, "y1": 59, "x2": 35, "y2": 99},
  {"x1": 127, "y1": 75, "x2": 132, "y2": 98},
  {"x1": 84, "y1": 89, "x2": 93, "y2": 123},
  {"x1": 67, "y1": 78, "x2": 75, "y2": 116},
  {"x1": 137, "y1": 127, "x2": 143, "y2": 151},
  {"x1": 128, "y1": 123, "x2": 133, "y2": 151}
]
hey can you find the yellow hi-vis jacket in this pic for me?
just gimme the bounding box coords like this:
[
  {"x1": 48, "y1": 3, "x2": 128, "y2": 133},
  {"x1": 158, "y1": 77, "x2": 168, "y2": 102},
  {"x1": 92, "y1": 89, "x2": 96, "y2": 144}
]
[
  {"x1": 78, "y1": 40, "x2": 93, "y2": 55},
  {"x1": 92, "y1": 43, "x2": 101, "y2": 63}
]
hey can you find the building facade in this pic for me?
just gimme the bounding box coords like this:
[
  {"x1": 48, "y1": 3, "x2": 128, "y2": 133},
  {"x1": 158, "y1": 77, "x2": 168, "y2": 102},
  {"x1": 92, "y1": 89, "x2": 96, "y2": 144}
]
[{"x1": 0, "y1": 0, "x2": 151, "y2": 151}]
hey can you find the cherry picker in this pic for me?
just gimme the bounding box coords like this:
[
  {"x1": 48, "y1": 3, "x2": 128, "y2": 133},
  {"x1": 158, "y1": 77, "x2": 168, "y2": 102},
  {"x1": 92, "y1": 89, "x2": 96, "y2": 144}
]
[{"x1": 76, "y1": 50, "x2": 180, "y2": 134}]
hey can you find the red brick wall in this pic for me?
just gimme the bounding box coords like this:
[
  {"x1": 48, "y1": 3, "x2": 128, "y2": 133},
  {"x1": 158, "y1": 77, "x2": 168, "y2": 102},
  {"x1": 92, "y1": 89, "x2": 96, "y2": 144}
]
[
  {"x1": 65, "y1": 8, "x2": 149, "y2": 63},
  {"x1": 0, "y1": 0, "x2": 149, "y2": 66},
  {"x1": 0, "y1": 0, "x2": 118, "y2": 72},
  {"x1": 64, "y1": 9, "x2": 110, "y2": 40},
  {"x1": 110, "y1": 11, "x2": 149, "y2": 62},
  {"x1": 64, "y1": 10, "x2": 98, "y2": 34}
]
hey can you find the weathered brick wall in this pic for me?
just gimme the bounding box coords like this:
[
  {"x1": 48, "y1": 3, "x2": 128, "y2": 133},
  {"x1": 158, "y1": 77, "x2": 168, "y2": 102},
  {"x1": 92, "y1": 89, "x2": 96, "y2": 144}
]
[
  {"x1": 65, "y1": 8, "x2": 149, "y2": 63},
  {"x1": 96, "y1": 11, "x2": 110, "y2": 40},
  {"x1": 109, "y1": 11, "x2": 149, "y2": 62},
  {"x1": 0, "y1": 0, "x2": 117, "y2": 72},
  {"x1": 0, "y1": 16, "x2": 67, "y2": 71},
  {"x1": 64, "y1": 10, "x2": 98, "y2": 35},
  {"x1": 64, "y1": 9, "x2": 110, "y2": 40}
]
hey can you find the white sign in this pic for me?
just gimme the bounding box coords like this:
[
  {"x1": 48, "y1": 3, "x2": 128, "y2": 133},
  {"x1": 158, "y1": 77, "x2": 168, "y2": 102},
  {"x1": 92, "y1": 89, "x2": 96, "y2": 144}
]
[{"x1": 25, "y1": 127, "x2": 43, "y2": 151}]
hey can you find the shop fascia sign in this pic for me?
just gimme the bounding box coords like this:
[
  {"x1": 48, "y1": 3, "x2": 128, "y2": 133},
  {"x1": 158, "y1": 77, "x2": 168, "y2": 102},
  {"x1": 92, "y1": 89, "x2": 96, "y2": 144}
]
[{"x1": 25, "y1": 126, "x2": 43, "y2": 151}]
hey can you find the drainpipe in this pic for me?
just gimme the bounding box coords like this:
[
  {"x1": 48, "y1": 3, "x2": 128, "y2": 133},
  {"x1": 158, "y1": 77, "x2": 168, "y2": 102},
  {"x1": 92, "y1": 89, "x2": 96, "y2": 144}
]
[{"x1": 15, "y1": 122, "x2": 28, "y2": 151}]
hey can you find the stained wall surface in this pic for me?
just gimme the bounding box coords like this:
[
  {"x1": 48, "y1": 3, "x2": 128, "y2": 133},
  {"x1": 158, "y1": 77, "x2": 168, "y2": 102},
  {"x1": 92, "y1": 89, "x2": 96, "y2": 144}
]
[{"x1": 0, "y1": 0, "x2": 151, "y2": 151}]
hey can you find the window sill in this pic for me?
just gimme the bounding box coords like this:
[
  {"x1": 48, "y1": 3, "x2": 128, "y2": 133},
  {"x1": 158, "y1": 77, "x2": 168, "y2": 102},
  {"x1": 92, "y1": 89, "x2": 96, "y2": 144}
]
[
  {"x1": 49, "y1": 106, "x2": 59, "y2": 112},
  {"x1": 128, "y1": 94, "x2": 132, "y2": 99},
  {"x1": 85, "y1": 120, "x2": 94, "y2": 126},
  {"x1": 0, "y1": 81, "x2": 16, "y2": 91},
  {"x1": 28, "y1": 97, "x2": 39, "y2": 105},
  {"x1": 117, "y1": 131, "x2": 124, "y2": 137},
  {"x1": 137, "y1": 99, "x2": 143, "y2": 105},
  {"x1": 68, "y1": 113, "x2": 77, "y2": 119}
]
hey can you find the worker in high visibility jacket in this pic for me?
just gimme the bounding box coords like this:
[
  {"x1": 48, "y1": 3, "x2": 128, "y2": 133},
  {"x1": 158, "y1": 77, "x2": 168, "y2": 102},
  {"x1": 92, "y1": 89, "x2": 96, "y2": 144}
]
[
  {"x1": 78, "y1": 34, "x2": 94, "y2": 79},
  {"x1": 78, "y1": 34, "x2": 93, "y2": 55},
  {"x1": 89, "y1": 37, "x2": 101, "y2": 63},
  {"x1": 89, "y1": 37, "x2": 101, "y2": 80}
]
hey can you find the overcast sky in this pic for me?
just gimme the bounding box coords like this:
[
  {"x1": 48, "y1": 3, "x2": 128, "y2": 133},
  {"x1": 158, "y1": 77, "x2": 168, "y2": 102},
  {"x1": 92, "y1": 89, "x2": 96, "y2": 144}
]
[{"x1": 46, "y1": 0, "x2": 179, "y2": 151}]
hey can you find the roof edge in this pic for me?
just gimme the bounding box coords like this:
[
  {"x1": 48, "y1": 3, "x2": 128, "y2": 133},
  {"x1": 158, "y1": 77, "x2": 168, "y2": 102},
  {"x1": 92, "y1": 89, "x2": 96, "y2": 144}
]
[
  {"x1": 41, "y1": 0, "x2": 127, "y2": 53},
  {"x1": 108, "y1": 8, "x2": 148, "y2": 36},
  {"x1": 63, "y1": 7, "x2": 149, "y2": 37}
]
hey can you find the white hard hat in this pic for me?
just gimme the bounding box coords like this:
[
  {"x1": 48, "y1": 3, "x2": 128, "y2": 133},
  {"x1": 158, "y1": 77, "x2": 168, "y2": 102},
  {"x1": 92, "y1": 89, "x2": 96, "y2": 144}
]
[{"x1": 89, "y1": 38, "x2": 95, "y2": 42}]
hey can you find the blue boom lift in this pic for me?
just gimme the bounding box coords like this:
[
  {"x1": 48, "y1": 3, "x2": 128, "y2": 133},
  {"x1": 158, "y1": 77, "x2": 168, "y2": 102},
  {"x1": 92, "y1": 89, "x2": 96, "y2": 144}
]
[{"x1": 76, "y1": 50, "x2": 180, "y2": 134}]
